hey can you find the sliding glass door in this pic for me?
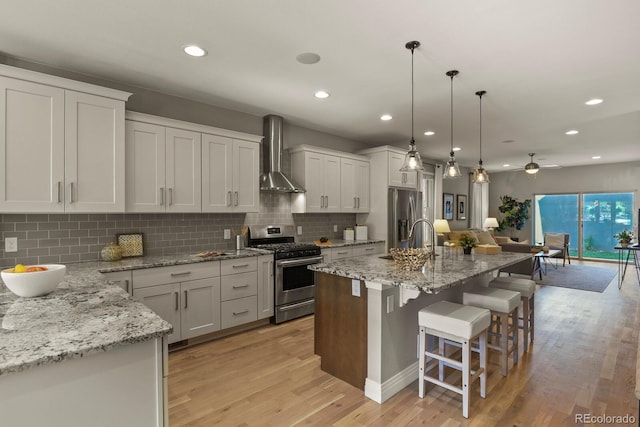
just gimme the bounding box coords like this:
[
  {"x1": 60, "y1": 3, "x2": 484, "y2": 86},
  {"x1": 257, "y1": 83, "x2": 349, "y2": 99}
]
[{"x1": 534, "y1": 192, "x2": 634, "y2": 260}]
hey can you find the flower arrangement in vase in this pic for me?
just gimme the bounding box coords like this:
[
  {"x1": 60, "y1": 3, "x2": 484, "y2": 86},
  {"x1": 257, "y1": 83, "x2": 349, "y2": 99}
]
[
  {"x1": 614, "y1": 229, "x2": 633, "y2": 247},
  {"x1": 457, "y1": 233, "x2": 478, "y2": 255}
]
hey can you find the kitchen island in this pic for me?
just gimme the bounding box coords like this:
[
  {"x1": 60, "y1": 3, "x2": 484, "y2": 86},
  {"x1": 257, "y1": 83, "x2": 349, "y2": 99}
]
[{"x1": 309, "y1": 247, "x2": 532, "y2": 403}]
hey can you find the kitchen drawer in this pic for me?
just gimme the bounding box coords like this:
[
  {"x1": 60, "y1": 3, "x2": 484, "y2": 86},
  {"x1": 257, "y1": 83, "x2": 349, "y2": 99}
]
[
  {"x1": 221, "y1": 271, "x2": 257, "y2": 301},
  {"x1": 221, "y1": 296, "x2": 258, "y2": 329},
  {"x1": 133, "y1": 262, "x2": 220, "y2": 289},
  {"x1": 352, "y1": 243, "x2": 384, "y2": 258},
  {"x1": 221, "y1": 257, "x2": 257, "y2": 276},
  {"x1": 332, "y1": 247, "x2": 353, "y2": 260}
]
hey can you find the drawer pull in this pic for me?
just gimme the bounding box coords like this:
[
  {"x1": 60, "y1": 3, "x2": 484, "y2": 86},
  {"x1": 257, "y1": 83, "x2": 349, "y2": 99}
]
[
  {"x1": 232, "y1": 309, "x2": 249, "y2": 316},
  {"x1": 170, "y1": 271, "x2": 191, "y2": 277},
  {"x1": 232, "y1": 263, "x2": 250, "y2": 269},
  {"x1": 160, "y1": 187, "x2": 164, "y2": 206},
  {"x1": 184, "y1": 290, "x2": 188, "y2": 309},
  {"x1": 232, "y1": 284, "x2": 250, "y2": 289},
  {"x1": 125, "y1": 279, "x2": 130, "y2": 293},
  {"x1": 337, "y1": 251, "x2": 348, "y2": 255},
  {"x1": 174, "y1": 292, "x2": 179, "y2": 311},
  {"x1": 365, "y1": 248, "x2": 374, "y2": 251}
]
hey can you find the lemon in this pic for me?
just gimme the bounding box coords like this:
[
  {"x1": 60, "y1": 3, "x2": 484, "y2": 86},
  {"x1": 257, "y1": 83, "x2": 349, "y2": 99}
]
[{"x1": 13, "y1": 263, "x2": 26, "y2": 273}]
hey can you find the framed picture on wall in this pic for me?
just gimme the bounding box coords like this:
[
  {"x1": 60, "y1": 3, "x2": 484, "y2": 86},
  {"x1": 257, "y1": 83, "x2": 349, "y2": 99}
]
[
  {"x1": 457, "y1": 194, "x2": 467, "y2": 220},
  {"x1": 443, "y1": 193, "x2": 454, "y2": 220}
]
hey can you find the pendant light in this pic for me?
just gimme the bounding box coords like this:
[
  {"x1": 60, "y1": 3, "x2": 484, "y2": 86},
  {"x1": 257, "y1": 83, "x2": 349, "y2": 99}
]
[
  {"x1": 524, "y1": 152, "x2": 540, "y2": 174},
  {"x1": 399, "y1": 41, "x2": 425, "y2": 172},
  {"x1": 472, "y1": 90, "x2": 490, "y2": 184},
  {"x1": 443, "y1": 70, "x2": 461, "y2": 178}
]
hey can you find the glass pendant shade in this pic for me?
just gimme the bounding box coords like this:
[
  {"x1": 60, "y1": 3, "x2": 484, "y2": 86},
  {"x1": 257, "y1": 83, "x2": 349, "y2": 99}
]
[
  {"x1": 444, "y1": 151, "x2": 461, "y2": 178},
  {"x1": 400, "y1": 41, "x2": 425, "y2": 172},
  {"x1": 399, "y1": 141, "x2": 425, "y2": 171},
  {"x1": 472, "y1": 90, "x2": 489, "y2": 184},
  {"x1": 443, "y1": 70, "x2": 460, "y2": 179},
  {"x1": 525, "y1": 153, "x2": 540, "y2": 174}
]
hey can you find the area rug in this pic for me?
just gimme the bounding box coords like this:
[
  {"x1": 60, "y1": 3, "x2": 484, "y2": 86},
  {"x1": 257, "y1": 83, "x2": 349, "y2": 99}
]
[{"x1": 536, "y1": 264, "x2": 617, "y2": 293}]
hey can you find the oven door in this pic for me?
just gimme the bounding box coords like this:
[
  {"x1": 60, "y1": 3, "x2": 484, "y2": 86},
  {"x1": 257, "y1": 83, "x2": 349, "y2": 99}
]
[{"x1": 275, "y1": 256, "x2": 323, "y2": 306}]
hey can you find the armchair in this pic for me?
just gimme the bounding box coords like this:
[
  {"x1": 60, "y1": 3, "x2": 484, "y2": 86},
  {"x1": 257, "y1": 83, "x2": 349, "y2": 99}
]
[{"x1": 544, "y1": 232, "x2": 570, "y2": 266}]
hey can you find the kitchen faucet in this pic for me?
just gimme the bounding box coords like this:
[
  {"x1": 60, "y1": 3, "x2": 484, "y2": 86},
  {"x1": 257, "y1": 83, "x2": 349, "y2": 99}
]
[{"x1": 408, "y1": 218, "x2": 437, "y2": 259}]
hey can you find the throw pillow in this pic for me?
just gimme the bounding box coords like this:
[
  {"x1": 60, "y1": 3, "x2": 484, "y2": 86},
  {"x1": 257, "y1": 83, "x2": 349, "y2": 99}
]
[
  {"x1": 476, "y1": 230, "x2": 497, "y2": 245},
  {"x1": 448, "y1": 230, "x2": 477, "y2": 243}
]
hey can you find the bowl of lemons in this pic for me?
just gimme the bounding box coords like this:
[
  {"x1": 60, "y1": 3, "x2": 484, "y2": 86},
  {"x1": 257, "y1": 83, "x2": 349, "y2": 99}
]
[{"x1": 1, "y1": 264, "x2": 66, "y2": 297}]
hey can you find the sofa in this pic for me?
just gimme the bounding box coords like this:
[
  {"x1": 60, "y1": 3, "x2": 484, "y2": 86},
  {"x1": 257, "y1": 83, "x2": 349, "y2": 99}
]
[{"x1": 439, "y1": 229, "x2": 533, "y2": 276}]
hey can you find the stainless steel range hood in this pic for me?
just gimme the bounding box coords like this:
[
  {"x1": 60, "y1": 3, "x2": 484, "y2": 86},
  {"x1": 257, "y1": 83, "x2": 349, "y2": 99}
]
[{"x1": 260, "y1": 114, "x2": 305, "y2": 193}]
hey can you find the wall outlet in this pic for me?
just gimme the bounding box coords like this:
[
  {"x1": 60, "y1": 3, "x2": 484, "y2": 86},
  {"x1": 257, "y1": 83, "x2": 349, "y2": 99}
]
[
  {"x1": 5, "y1": 237, "x2": 18, "y2": 252},
  {"x1": 333, "y1": 224, "x2": 338, "y2": 232},
  {"x1": 351, "y1": 279, "x2": 361, "y2": 297},
  {"x1": 297, "y1": 226, "x2": 302, "y2": 235},
  {"x1": 386, "y1": 295, "x2": 394, "y2": 313},
  {"x1": 223, "y1": 229, "x2": 231, "y2": 239}
]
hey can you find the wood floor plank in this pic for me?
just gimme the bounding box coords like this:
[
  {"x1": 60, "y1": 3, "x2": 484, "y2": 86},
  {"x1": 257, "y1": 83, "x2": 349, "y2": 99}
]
[{"x1": 168, "y1": 260, "x2": 639, "y2": 426}]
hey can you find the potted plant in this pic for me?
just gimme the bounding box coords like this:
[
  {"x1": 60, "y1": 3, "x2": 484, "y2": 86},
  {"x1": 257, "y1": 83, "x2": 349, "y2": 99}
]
[
  {"x1": 457, "y1": 233, "x2": 477, "y2": 255},
  {"x1": 614, "y1": 229, "x2": 633, "y2": 247},
  {"x1": 497, "y1": 195, "x2": 531, "y2": 241}
]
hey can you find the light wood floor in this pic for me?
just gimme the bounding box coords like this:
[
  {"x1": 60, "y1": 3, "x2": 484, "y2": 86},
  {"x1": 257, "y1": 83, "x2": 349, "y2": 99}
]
[{"x1": 168, "y1": 260, "x2": 639, "y2": 426}]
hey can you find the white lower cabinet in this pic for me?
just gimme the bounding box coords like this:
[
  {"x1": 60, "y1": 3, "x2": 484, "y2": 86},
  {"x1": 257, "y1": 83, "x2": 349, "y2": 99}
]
[
  {"x1": 257, "y1": 254, "x2": 274, "y2": 319},
  {"x1": 220, "y1": 258, "x2": 258, "y2": 329},
  {"x1": 132, "y1": 263, "x2": 221, "y2": 344},
  {"x1": 352, "y1": 243, "x2": 385, "y2": 257},
  {"x1": 323, "y1": 243, "x2": 384, "y2": 262},
  {"x1": 101, "y1": 270, "x2": 133, "y2": 295}
]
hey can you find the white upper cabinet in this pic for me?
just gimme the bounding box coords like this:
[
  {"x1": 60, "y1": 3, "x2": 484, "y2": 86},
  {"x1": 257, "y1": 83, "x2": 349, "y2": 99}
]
[
  {"x1": 202, "y1": 134, "x2": 259, "y2": 213},
  {"x1": 340, "y1": 157, "x2": 370, "y2": 213},
  {"x1": 126, "y1": 121, "x2": 201, "y2": 212},
  {"x1": 0, "y1": 66, "x2": 130, "y2": 213},
  {"x1": 388, "y1": 151, "x2": 418, "y2": 189},
  {"x1": 291, "y1": 146, "x2": 351, "y2": 213}
]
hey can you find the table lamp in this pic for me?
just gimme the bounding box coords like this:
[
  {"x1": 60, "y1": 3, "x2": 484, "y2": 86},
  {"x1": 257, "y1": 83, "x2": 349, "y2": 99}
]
[
  {"x1": 483, "y1": 217, "x2": 499, "y2": 232},
  {"x1": 433, "y1": 219, "x2": 451, "y2": 246}
]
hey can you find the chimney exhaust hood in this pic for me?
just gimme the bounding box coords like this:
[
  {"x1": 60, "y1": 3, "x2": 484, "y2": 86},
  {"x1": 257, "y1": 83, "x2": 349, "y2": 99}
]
[{"x1": 260, "y1": 115, "x2": 305, "y2": 193}]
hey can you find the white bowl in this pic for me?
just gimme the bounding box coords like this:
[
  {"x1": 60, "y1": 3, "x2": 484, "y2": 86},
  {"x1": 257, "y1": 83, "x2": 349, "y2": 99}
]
[{"x1": 1, "y1": 264, "x2": 66, "y2": 297}]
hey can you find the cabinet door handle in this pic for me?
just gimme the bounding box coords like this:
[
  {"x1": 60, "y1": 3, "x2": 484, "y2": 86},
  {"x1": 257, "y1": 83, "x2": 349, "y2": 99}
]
[
  {"x1": 357, "y1": 197, "x2": 360, "y2": 209},
  {"x1": 337, "y1": 251, "x2": 349, "y2": 255},
  {"x1": 233, "y1": 309, "x2": 249, "y2": 316},
  {"x1": 227, "y1": 191, "x2": 232, "y2": 206},
  {"x1": 168, "y1": 188, "x2": 173, "y2": 206},
  {"x1": 354, "y1": 197, "x2": 357, "y2": 209},
  {"x1": 234, "y1": 191, "x2": 239, "y2": 206},
  {"x1": 184, "y1": 290, "x2": 188, "y2": 309},
  {"x1": 170, "y1": 271, "x2": 191, "y2": 277},
  {"x1": 174, "y1": 292, "x2": 179, "y2": 311},
  {"x1": 56, "y1": 181, "x2": 62, "y2": 203},
  {"x1": 124, "y1": 279, "x2": 130, "y2": 293},
  {"x1": 320, "y1": 195, "x2": 324, "y2": 208},
  {"x1": 160, "y1": 187, "x2": 164, "y2": 206},
  {"x1": 232, "y1": 263, "x2": 249, "y2": 269},
  {"x1": 233, "y1": 284, "x2": 250, "y2": 289},
  {"x1": 69, "y1": 182, "x2": 74, "y2": 204}
]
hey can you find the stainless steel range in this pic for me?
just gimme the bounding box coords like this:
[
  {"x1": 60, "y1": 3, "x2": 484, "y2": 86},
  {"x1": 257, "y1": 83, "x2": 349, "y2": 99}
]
[{"x1": 248, "y1": 225, "x2": 322, "y2": 324}]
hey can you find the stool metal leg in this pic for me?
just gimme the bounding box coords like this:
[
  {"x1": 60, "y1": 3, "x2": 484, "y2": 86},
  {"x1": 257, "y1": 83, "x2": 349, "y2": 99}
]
[
  {"x1": 462, "y1": 338, "x2": 470, "y2": 419},
  {"x1": 521, "y1": 297, "x2": 530, "y2": 352},
  {"x1": 511, "y1": 308, "x2": 519, "y2": 366},
  {"x1": 479, "y1": 330, "x2": 487, "y2": 398},
  {"x1": 500, "y1": 312, "x2": 509, "y2": 377},
  {"x1": 439, "y1": 337, "x2": 445, "y2": 381},
  {"x1": 530, "y1": 295, "x2": 535, "y2": 343}
]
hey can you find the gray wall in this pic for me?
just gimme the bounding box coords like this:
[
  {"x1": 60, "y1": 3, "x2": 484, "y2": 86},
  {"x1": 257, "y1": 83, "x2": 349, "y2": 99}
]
[
  {"x1": 441, "y1": 167, "x2": 471, "y2": 229},
  {"x1": 488, "y1": 161, "x2": 640, "y2": 241}
]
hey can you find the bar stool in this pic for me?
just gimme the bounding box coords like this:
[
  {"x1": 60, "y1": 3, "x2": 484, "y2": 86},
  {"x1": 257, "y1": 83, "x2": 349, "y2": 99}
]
[
  {"x1": 463, "y1": 288, "x2": 520, "y2": 377},
  {"x1": 418, "y1": 301, "x2": 491, "y2": 418},
  {"x1": 489, "y1": 276, "x2": 536, "y2": 352}
]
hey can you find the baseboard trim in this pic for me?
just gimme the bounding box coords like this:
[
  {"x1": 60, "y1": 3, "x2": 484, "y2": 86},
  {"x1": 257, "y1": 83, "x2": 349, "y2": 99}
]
[{"x1": 364, "y1": 361, "x2": 419, "y2": 403}]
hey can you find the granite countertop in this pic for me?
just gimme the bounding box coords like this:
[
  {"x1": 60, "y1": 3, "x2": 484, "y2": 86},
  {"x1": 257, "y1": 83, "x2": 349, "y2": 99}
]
[
  {"x1": 0, "y1": 248, "x2": 271, "y2": 377},
  {"x1": 306, "y1": 239, "x2": 385, "y2": 248},
  {"x1": 309, "y1": 246, "x2": 532, "y2": 294}
]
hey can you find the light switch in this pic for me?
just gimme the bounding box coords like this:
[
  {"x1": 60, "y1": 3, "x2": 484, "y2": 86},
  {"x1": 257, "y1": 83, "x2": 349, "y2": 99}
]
[
  {"x1": 333, "y1": 224, "x2": 338, "y2": 232},
  {"x1": 5, "y1": 237, "x2": 17, "y2": 252}
]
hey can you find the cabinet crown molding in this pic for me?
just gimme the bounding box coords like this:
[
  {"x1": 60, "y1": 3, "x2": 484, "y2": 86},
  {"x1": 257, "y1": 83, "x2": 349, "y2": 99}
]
[
  {"x1": 0, "y1": 64, "x2": 131, "y2": 101},
  {"x1": 289, "y1": 144, "x2": 369, "y2": 162},
  {"x1": 126, "y1": 111, "x2": 262, "y2": 142}
]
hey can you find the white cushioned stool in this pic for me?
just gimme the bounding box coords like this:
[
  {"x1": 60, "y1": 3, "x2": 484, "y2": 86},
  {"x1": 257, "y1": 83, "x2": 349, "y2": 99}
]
[
  {"x1": 418, "y1": 301, "x2": 491, "y2": 418},
  {"x1": 489, "y1": 276, "x2": 536, "y2": 352},
  {"x1": 463, "y1": 287, "x2": 520, "y2": 377}
]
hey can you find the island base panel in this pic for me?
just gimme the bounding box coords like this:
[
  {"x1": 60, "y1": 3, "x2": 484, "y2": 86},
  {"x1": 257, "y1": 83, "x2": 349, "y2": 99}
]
[{"x1": 315, "y1": 272, "x2": 367, "y2": 389}]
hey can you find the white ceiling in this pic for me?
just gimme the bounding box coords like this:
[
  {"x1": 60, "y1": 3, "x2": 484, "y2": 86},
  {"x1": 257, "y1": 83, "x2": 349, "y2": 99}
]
[{"x1": 2, "y1": 0, "x2": 639, "y2": 172}]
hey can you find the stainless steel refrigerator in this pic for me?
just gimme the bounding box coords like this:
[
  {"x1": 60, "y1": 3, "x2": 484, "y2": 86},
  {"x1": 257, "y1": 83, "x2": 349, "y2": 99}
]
[{"x1": 388, "y1": 187, "x2": 423, "y2": 250}]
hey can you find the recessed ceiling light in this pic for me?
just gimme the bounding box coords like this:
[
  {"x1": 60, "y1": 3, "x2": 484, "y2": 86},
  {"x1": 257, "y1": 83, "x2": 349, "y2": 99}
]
[
  {"x1": 503, "y1": 164, "x2": 510, "y2": 167},
  {"x1": 565, "y1": 130, "x2": 579, "y2": 135},
  {"x1": 585, "y1": 98, "x2": 603, "y2": 106},
  {"x1": 183, "y1": 45, "x2": 207, "y2": 57},
  {"x1": 592, "y1": 156, "x2": 601, "y2": 159},
  {"x1": 296, "y1": 52, "x2": 321, "y2": 64},
  {"x1": 314, "y1": 91, "x2": 330, "y2": 99},
  {"x1": 424, "y1": 131, "x2": 435, "y2": 136},
  {"x1": 380, "y1": 114, "x2": 392, "y2": 121},
  {"x1": 452, "y1": 147, "x2": 461, "y2": 152}
]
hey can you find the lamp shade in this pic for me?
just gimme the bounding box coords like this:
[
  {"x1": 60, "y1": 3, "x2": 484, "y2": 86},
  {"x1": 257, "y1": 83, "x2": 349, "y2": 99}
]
[
  {"x1": 433, "y1": 219, "x2": 451, "y2": 233},
  {"x1": 483, "y1": 217, "x2": 499, "y2": 229}
]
